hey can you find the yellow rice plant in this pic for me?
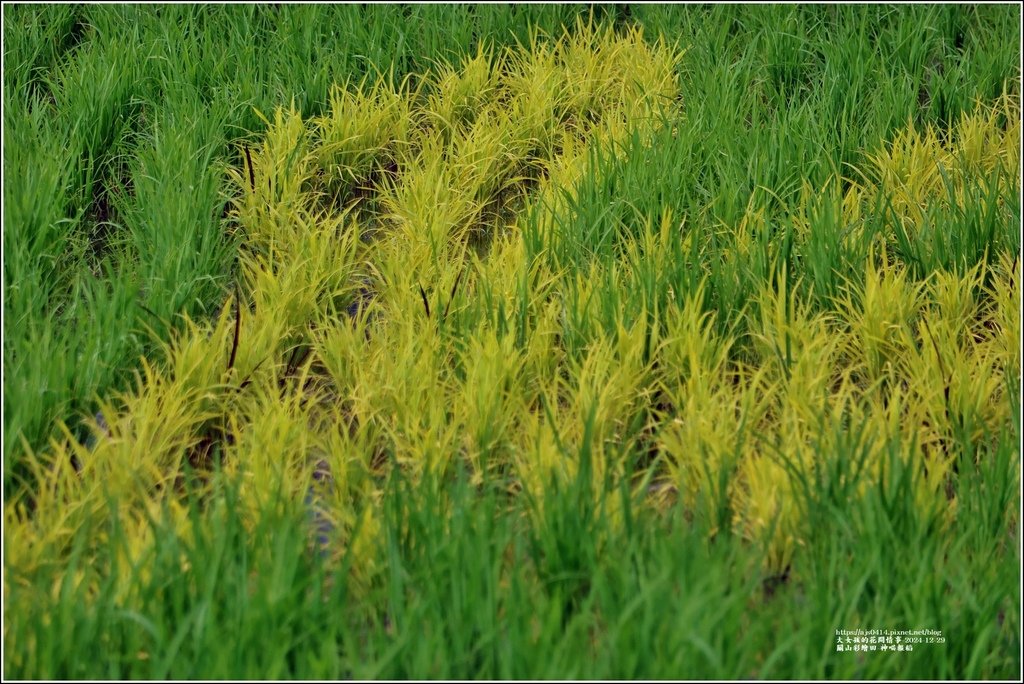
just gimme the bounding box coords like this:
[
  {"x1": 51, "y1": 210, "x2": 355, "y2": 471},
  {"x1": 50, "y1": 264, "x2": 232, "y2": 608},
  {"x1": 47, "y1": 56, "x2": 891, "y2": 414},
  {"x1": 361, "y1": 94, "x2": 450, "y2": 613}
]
[
  {"x1": 987, "y1": 250, "x2": 1021, "y2": 380},
  {"x1": 860, "y1": 94, "x2": 1019, "y2": 241},
  {"x1": 836, "y1": 247, "x2": 925, "y2": 387},
  {"x1": 312, "y1": 74, "x2": 414, "y2": 197}
]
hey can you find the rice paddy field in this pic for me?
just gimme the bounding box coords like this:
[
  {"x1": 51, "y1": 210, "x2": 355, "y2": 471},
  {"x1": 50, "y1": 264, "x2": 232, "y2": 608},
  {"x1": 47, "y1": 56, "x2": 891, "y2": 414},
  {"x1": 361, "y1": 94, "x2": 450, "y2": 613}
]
[{"x1": 2, "y1": 3, "x2": 1022, "y2": 679}]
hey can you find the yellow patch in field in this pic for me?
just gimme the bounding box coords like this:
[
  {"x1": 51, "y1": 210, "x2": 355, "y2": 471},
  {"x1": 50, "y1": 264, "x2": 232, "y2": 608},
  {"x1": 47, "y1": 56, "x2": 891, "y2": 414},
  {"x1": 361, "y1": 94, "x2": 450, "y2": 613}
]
[
  {"x1": 7, "y1": 19, "x2": 683, "y2": 593},
  {"x1": 856, "y1": 94, "x2": 1019, "y2": 240}
]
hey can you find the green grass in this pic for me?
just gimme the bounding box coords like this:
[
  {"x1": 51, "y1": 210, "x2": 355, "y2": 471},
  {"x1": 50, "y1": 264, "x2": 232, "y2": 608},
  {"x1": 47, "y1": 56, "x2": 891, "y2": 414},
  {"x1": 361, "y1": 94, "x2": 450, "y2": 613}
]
[
  {"x1": 5, "y1": 431, "x2": 1018, "y2": 679},
  {"x1": 3, "y1": 4, "x2": 1020, "y2": 679}
]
